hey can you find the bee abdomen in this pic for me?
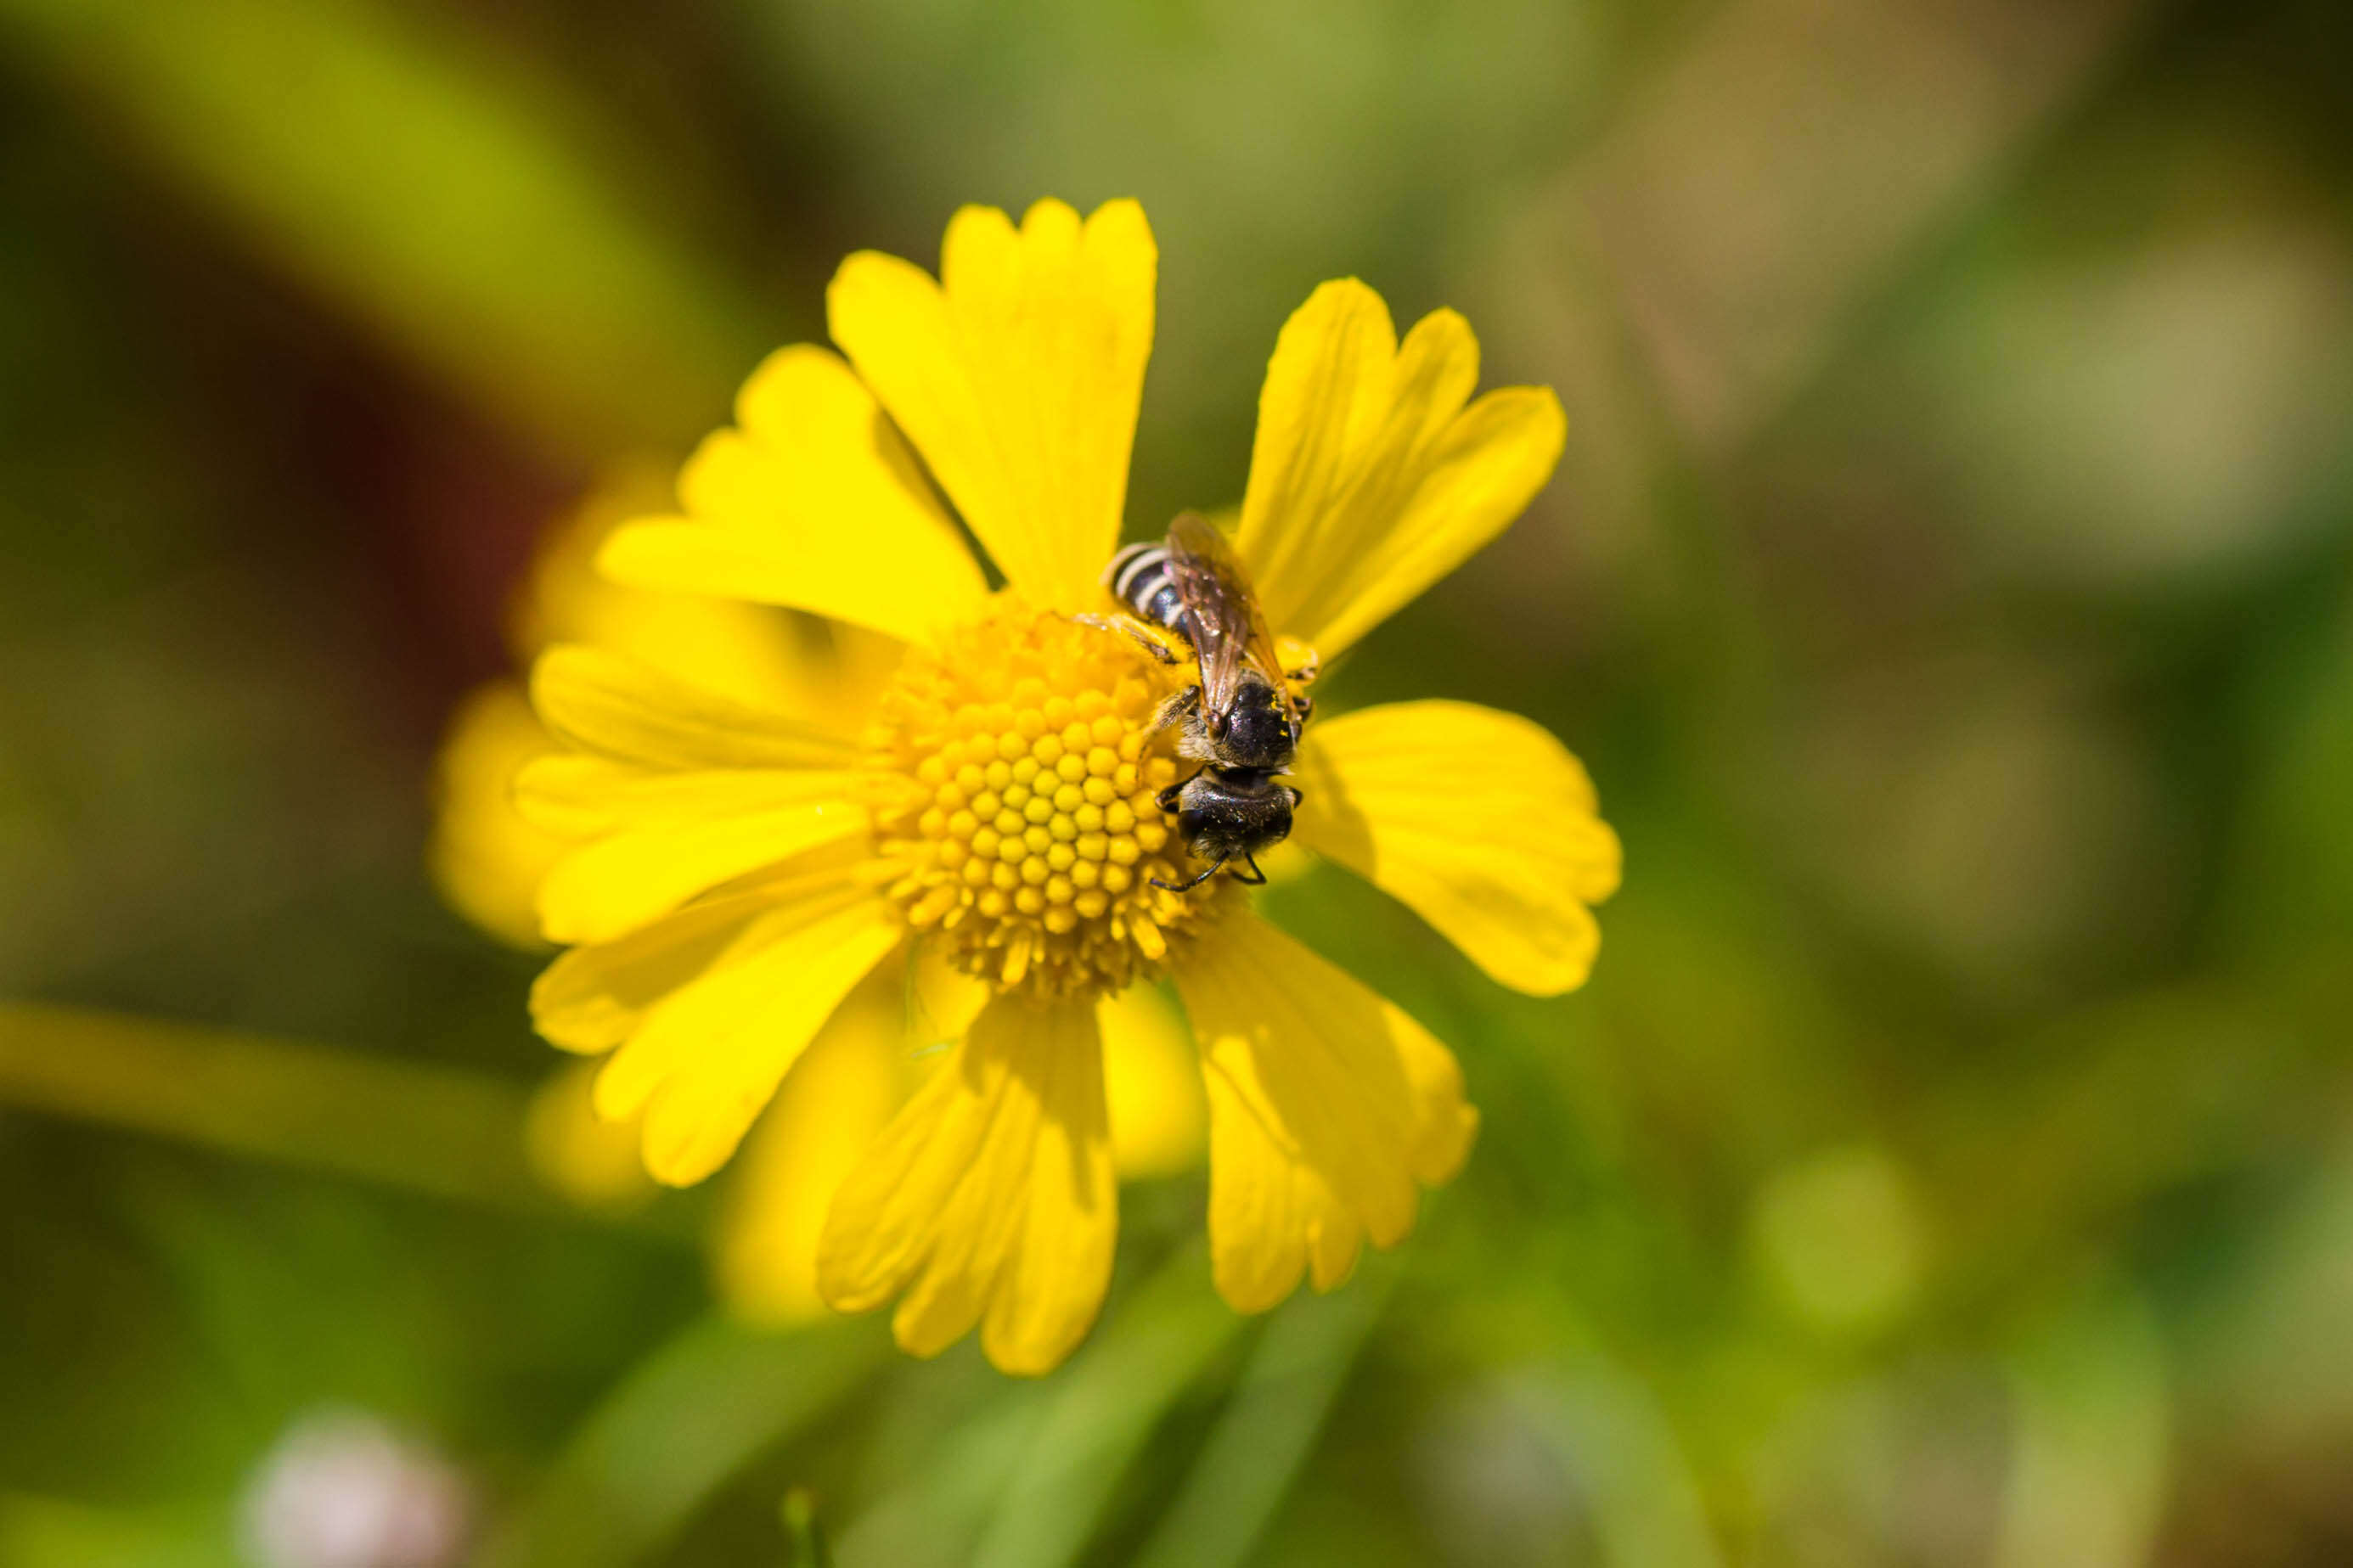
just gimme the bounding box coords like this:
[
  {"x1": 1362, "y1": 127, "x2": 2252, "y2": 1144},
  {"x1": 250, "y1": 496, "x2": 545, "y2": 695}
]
[{"x1": 1106, "y1": 543, "x2": 1191, "y2": 646}]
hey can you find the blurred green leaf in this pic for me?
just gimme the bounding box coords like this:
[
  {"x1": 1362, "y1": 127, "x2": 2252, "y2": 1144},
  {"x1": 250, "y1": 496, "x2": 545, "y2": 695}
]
[
  {"x1": 0, "y1": 0, "x2": 769, "y2": 458},
  {"x1": 971, "y1": 1243, "x2": 1243, "y2": 1568},
  {"x1": 2190, "y1": 1138, "x2": 2353, "y2": 1447},
  {"x1": 0, "y1": 1495, "x2": 237, "y2": 1568},
  {"x1": 1990, "y1": 1280, "x2": 2169, "y2": 1568},
  {"x1": 1515, "y1": 1357, "x2": 1725, "y2": 1568},
  {"x1": 1131, "y1": 1262, "x2": 1393, "y2": 1568},
  {"x1": 834, "y1": 1379, "x2": 1050, "y2": 1568},
  {"x1": 2226, "y1": 603, "x2": 2353, "y2": 962},
  {"x1": 481, "y1": 1315, "x2": 887, "y2": 1568},
  {"x1": 0, "y1": 1002, "x2": 545, "y2": 1208},
  {"x1": 782, "y1": 1486, "x2": 834, "y2": 1568}
]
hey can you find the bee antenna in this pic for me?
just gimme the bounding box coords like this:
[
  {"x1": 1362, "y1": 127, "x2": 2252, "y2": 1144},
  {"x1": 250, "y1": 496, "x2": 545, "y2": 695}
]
[{"x1": 1230, "y1": 852, "x2": 1269, "y2": 885}]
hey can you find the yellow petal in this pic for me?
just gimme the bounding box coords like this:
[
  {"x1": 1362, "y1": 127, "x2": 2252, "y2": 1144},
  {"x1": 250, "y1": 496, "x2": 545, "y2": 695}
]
[
  {"x1": 907, "y1": 939, "x2": 993, "y2": 1050},
  {"x1": 514, "y1": 462, "x2": 853, "y2": 717},
  {"x1": 1236, "y1": 280, "x2": 1566, "y2": 655},
  {"x1": 427, "y1": 680, "x2": 564, "y2": 950},
  {"x1": 712, "y1": 970, "x2": 910, "y2": 1325},
  {"x1": 515, "y1": 755, "x2": 861, "y2": 838},
  {"x1": 520, "y1": 754, "x2": 865, "y2": 946},
  {"x1": 598, "y1": 882, "x2": 902, "y2": 1187},
  {"x1": 828, "y1": 199, "x2": 1156, "y2": 610},
  {"x1": 1292, "y1": 701, "x2": 1621, "y2": 996},
  {"x1": 817, "y1": 994, "x2": 1116, "y2": 1375},
  {"x1": 1200, "y1": 1090, "x2": 1365, "y2": 1307},
  {"x1": 598, "y1": 346, "x2": 987, "y2": 644},
  {"x1": 529, "y1": 885, "x2": 785, "y2": 1054},
  {"x1": 829, "y1": 621, "x2": 911, "y2": 722},
  {"x1": 533, "y1": 788, "x2": 868, "y2": 947},
  {"x1": 1172, "y1": 908, "x2": 1478, "y2": 1315},
  {"x1": 531, "y1": 645, "x2": 860, "y2": 773},
  {"x1": 1098, "y1": 983, "x2": 1204, "y2": 1179}
]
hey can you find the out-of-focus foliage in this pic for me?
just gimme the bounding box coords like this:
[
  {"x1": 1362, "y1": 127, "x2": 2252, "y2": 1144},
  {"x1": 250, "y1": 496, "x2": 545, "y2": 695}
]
[{"x1": 3, "y1": 0, "x2": 2350, "y2": 1563}]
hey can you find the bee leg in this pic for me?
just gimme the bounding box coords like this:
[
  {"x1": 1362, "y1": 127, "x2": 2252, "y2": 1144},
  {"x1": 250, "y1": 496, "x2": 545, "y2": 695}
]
[
  {"x1": 1150, "y1": 855, "x2": 1227, "y2": 893},
  {"x1": 1072, "y1": 613, "x2": 1180, "y2": 666},
  {"x1": 1147, "y1": 685, "x2": 1200, "y2": 737},
  {"x1": 1283, "y1": 785, "x2": 1303, "y2": 808},
  {"x1": 1290, "y1": 691, "x2": 1314, "y2": 724},
  {"x1": 1230, "y1": 852, "x2": 1269, "y2": 885},
  {"x1": 1155, "y1": 767, "x2": 1203, "y2": 812}
]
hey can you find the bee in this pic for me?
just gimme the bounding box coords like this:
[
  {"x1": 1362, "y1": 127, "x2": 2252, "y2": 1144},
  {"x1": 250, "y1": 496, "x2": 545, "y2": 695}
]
[{"x1": 1087, "y1": 513, "x2": 1315, "y2": 890}]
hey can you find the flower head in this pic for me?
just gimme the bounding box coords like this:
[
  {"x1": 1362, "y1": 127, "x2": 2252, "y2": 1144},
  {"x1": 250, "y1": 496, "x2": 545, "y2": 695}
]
[
  {"x1": 428, "y1": 471, "x2": 1202, "y2": 1327},
  {"x1": 864, "y1": 597, "x2": 1228, "y2": 998},
  {"x1": 518, "y1": 198, "x2": 1620, "y2": 1374}
]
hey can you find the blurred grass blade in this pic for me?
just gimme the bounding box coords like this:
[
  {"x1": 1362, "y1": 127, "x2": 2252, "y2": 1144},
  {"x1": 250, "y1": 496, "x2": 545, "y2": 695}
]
[
  {"x1": 1130, "y1": 1262, "x2": 1394, "y2": 1568},
  {"x1": 1991, "y1": 1280, "x2": 2170, "y2": 1568},
  {"x1": 781, "y1": 1487, "x2": 835, "y2": 1568},
  {"x1": 0, "y1": 0, "x2": 768, "y2": 458},
  {"x1": 0, "y1": 1001, "x2": 549, "y2": 1207},
  {"x1": 971, "y1": 1242, "x2": 1244, "y2": 1568},
  {"x1": 482, "y1": 1316, "x2": 888, "y2": 1568},
  {"x1": 833, "y1": 1382, "x2": 1050, "y2": 1568},
  {"x1": 2194, "y1": 1138, "x2": 2353, "y2": 1441},
  {"x1": 1517, "y1": 1359, "x2": 1724, "y2": 1568},
  {"x1": 0, "y1": 1495, "x2": 237, "y2": 1568}
]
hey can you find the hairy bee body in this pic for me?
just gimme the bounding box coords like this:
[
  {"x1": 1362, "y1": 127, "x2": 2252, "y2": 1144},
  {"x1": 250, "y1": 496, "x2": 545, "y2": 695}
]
[{"x1": 1098, "y1": 517, "x2": 1312, "y2": 890}]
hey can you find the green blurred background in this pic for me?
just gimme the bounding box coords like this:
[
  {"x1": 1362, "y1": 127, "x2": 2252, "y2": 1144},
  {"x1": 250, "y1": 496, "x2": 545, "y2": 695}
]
[{"x1": 5, "y1": 1, "x2": 2353, "y2": 1564}]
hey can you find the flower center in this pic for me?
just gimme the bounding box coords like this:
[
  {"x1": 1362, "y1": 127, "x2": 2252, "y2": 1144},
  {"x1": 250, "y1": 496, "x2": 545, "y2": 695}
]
[{"x1": 863, "y1": 594, "x2": 1227, "y2": 999}]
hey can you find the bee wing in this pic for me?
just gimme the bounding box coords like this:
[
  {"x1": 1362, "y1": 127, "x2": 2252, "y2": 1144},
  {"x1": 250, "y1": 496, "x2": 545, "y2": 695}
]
[{"x1": 1164, "y1": 512, "x2": 1286, "y2": 713}]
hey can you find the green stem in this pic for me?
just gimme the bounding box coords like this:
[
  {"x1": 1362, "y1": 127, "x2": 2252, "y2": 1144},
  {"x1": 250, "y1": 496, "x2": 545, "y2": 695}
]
[{"x1": 0, "y1": 1000, "x2": 546, "y2": 1209}]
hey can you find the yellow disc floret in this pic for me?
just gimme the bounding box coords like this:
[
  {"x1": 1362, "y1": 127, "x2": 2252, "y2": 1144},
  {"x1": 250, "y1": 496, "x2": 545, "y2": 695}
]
[{"x1": 864, "y1": 595, "x2": 1225, "y2": 999}]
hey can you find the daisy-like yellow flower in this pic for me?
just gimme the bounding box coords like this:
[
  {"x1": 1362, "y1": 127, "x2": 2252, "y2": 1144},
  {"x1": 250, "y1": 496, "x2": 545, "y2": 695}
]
[
  {"x1": 523, "y1": 198, "x2": 1620, "y2": 1374},
  {"x1": 429, "y1": 473, "x2": 1203, "y2": 1321}
]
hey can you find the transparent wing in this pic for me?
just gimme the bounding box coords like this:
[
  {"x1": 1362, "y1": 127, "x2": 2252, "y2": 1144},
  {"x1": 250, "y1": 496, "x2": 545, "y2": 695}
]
[{"x1": 1164, "y1": 512, "x2": 1286, "y2": 714}]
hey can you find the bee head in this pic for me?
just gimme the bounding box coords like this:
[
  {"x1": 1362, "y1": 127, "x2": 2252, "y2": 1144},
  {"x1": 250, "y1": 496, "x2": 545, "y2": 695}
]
[{"x1": 1171, "y1": 767, "x2": 1295, "y2": 858}]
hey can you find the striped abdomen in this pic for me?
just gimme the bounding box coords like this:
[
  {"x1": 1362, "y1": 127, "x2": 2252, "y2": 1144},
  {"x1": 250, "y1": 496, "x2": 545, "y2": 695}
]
[{"x1": 1106, "y1": 542, "x2": 1192, "y2": 646}]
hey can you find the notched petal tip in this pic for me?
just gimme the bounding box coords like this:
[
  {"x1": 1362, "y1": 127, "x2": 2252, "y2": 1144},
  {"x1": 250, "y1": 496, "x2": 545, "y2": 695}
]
[
  {"x1": 1292, "y1": 700, "x2": 1617, "y2": 998},
  {"x1": 1018, "y1": 195, "x2": 1081, "y2": 239},
  {"x1": 639, "y1": 1112, "x2": 730, "y2": 1189},
  {"x1": 1176, "y1": 909, "x2": 1476, "y2": 1318},
  {"x1": 601, "y1": 342, "x2": 984, "y2": 644},
  {"x1": 1236, "y1": 278, "x2": 1568, "y2": 657},
  {"x1": 830, "y1": 198, "x2": 1154, "y2": 614},
  {"x1": 586, "y1": 894, "x2": 900, "y2": 1188},
  {"x1": 1295, "y1": 274, "x2": 1389, "y2": 325},
  {"x1": 816, "y1": 996, "x2": 1118, "y2": 1374},
  {"x1": 1078, "y1": 196, "x2": 1153, "y2": 255}
]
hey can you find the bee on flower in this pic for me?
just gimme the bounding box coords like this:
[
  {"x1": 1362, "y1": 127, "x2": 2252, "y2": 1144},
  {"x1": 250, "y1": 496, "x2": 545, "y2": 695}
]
[{"x1": 504, "y1": 198, "x2": 1620, "y2": 1374}]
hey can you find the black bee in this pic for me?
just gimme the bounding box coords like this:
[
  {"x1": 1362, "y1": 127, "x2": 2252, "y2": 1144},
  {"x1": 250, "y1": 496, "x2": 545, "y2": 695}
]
[{"x1": 1089, "y1": 513, "x2": 1314, "y2": 890}]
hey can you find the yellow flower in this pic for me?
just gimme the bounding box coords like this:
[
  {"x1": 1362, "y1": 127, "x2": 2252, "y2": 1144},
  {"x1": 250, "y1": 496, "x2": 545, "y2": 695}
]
[
  {"x1": 523, "y1": 198, "x2": 1620, "y2": 1374},
  {"x1": 428, "y1": 469, "x2": 1206, "y2": 1324}
]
